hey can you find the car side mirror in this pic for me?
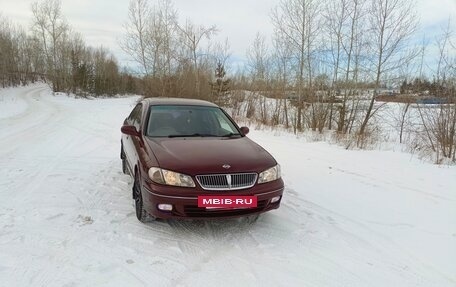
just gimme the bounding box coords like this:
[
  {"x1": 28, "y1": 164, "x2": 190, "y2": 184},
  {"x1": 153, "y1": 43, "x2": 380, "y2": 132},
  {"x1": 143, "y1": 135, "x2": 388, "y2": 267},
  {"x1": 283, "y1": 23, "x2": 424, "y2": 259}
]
[
  {"x1": 121, "y1": 125, "x2": 140, "y2": 137},
  {"x1": 240, "y1": 126, "x2": 249, "y2": 135}
]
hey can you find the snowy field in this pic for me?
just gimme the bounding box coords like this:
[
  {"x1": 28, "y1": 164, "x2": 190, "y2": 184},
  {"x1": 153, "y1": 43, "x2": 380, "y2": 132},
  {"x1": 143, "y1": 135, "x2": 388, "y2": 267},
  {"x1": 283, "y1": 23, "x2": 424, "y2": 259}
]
[{"x1": 0, "y1": 84, "x2": 455, "y2": 287}]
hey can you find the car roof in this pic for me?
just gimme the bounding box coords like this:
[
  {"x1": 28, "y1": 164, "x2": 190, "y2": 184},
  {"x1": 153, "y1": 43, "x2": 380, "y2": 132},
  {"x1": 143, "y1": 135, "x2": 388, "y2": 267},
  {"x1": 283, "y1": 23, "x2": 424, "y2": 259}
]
[{"x1": 143, "y1": 97, "x2": 219, "y2": 107}]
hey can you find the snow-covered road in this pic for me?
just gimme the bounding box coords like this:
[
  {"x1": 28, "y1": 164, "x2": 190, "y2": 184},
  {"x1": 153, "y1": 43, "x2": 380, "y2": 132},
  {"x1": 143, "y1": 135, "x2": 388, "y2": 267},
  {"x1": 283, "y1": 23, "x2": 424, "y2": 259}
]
[{"x1": 0, "y1": 85, "x2": 455, "y2": 286}]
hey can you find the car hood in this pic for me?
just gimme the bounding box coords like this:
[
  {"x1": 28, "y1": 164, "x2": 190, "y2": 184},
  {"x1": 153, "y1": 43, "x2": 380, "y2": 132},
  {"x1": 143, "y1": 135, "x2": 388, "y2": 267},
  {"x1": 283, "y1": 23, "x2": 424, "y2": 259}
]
[{"x1": 145, "y1": 137, "x2": 277, "y2": 175}]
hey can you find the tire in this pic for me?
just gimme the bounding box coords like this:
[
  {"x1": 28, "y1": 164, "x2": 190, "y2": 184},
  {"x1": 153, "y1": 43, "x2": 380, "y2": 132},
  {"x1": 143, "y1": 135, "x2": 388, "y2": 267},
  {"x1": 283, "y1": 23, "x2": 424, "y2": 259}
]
[
  {"x1": 133, "y1": 172, "x2": 154, "y2": 223},
  {"x1": 121, "y1": 147, "x2": 129, "y2": 175},
  {"x1": 122, "y1": 157, "x2": 129, "y2": 175}
]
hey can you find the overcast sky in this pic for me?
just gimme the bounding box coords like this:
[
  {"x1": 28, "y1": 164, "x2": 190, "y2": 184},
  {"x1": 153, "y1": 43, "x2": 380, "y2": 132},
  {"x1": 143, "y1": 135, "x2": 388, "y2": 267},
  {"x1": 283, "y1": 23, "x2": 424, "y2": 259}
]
[{"x1": 1, "y1": 0, "x2": 455, "y2": 72}]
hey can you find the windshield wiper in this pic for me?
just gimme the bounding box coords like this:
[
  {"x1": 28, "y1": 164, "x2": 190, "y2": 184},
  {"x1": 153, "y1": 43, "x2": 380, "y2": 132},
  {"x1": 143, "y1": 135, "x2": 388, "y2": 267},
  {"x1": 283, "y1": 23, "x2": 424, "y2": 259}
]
[
  {"x1": 168, "y1": 133, "x2": 218, "y2": 138},
  {"x1": 167, "y1": 133, "x2": 241, "y2": 138},
  {"x1": 221, "y1": 132, "x2": 241, "y2": 138}
]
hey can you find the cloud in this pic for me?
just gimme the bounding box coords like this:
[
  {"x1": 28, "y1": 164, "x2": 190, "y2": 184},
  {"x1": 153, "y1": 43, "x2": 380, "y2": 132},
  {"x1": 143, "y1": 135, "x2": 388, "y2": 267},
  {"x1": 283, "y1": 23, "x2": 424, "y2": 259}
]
[
  {"x1": 416, "y1": 0, "x2": 456, "y2": 27},
  {"x1": 174, "y1": 0, "x2": 276, "y2": 55}
]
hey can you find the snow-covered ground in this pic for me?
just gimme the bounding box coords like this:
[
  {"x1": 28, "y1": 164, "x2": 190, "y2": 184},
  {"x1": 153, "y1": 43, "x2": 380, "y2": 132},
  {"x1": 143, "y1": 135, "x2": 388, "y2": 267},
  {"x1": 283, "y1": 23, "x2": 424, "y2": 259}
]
[{"x1": 0, "y1": 84, "x2": 455, "y2": 287}]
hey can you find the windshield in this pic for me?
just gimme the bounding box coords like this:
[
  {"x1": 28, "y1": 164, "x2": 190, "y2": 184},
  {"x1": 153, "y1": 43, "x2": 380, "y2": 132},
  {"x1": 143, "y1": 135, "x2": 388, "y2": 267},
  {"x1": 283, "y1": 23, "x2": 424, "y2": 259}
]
[{"x1": 146, "y1": 105, "x2": 240, "y2": 137}]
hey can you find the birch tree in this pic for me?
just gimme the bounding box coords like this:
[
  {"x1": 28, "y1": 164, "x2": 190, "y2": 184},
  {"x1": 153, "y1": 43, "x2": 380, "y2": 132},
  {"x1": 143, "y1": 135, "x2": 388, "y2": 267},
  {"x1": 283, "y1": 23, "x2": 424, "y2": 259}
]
[
  {"x1": 247, "y1": 33, "x2": 270, "y2": 122},
  {"x1": 271, "y1": 0, "x2": 321, "y2": 131},
  {"x1": 176, "y1": 20, "x2": 217, "y2": 98},
  {"x1": 323, "y1": 0, "x2": 368, "y2": 133},
  {"x1": 359, "y1": 0, "x2": 417, "y2": 135},
  {"x1": 121, "y1": 0, "x2": 151, "y2": 75},
  {"x1": 31, "y1": 0, "x2": 69, "y2": 92},
  {"x1": 272, "y1": 31, "x2": 293, "y2": 128}
]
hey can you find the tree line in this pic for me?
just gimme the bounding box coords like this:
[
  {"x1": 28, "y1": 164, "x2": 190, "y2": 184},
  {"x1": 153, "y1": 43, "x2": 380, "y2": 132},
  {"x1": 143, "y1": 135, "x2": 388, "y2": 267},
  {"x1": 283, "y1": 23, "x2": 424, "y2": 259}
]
[
  {"x1": 0, "y1": 0, "x2": 137, "y2": 96},
  {"x1": 233, "y1": 0, "x2": 454, "y2": 161},
  {"x1": 240, "y1": 0, "x2": 421, "y2": 136},
  {"x1": 122, "y1": 0, "x2": 445, "y2": 138}
]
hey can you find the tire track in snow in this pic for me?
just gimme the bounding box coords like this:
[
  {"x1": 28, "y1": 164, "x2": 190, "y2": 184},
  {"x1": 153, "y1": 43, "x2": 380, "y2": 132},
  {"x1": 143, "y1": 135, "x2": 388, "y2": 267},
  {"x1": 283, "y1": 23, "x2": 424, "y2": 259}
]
[
  {"x1": 282, "y1": 186, "x2": 454, "y2": 285},
  {"x1": 0, "y1": 86, "x2": 56, "y2": 154}
]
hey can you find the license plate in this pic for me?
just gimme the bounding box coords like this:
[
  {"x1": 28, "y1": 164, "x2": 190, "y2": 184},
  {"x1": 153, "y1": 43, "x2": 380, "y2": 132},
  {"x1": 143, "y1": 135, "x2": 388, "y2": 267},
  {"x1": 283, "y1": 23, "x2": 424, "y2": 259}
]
[{"x1": 198, "y1": 195, "x2": 257, "y2": 209}]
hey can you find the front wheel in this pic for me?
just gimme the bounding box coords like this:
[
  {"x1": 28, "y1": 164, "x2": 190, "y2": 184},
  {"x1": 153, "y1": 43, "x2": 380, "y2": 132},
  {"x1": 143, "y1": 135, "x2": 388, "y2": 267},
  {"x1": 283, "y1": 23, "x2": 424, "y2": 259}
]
[
  {"x1": 133, "y1": 173, "x2": 154, "y2": 222},
  {"x1": 122, "y1": 157, "x2": 129, "y2": 175},
  {"x1": 120, "y1": 146, "x2": 129, "y2": 175}
]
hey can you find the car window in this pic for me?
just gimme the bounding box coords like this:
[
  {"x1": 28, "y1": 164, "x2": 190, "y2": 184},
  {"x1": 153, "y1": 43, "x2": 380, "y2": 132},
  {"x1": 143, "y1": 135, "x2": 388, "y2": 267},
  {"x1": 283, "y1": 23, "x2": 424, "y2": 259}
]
[
  {"x1": 128, "y1": 103, "x2": 142, "y2": 129},
  {"x1": 146, "y1": 105, "x2": 239, "y2": 137},
  {"x1": 215, "y1": 112, "x2": 232, "y2": 131}
]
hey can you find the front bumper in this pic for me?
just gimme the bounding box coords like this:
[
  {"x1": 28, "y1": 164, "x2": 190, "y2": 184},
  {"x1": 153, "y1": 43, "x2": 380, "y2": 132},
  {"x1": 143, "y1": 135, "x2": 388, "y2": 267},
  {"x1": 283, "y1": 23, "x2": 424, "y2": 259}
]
[{"x1": 141, "y1": 179, "x2": 284, "y2": 219}]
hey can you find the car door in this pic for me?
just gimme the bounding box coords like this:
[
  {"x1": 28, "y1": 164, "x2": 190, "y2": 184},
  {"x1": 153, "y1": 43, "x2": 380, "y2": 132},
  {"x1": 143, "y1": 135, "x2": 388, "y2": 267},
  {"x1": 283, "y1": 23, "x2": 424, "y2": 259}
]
[{"x1": 123, "y1": 103, "x2": 143, "y2": 172}]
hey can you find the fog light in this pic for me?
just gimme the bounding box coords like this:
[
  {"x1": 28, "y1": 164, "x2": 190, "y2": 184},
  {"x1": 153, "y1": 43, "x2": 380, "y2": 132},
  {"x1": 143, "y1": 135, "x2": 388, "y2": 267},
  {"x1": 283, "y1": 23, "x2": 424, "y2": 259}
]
[
  {"x1": 271, "y1": 196, "x2": 281, "y2": 203},
  {"x1": 157, "y1": 204, "x2": 173, "y2": 211}
]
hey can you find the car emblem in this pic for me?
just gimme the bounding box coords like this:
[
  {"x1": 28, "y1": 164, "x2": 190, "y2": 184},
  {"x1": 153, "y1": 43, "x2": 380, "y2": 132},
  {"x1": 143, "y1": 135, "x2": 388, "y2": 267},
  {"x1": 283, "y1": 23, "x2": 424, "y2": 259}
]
[{"x1": 222, "y1": 164, "x2": 231, "y2": 169}]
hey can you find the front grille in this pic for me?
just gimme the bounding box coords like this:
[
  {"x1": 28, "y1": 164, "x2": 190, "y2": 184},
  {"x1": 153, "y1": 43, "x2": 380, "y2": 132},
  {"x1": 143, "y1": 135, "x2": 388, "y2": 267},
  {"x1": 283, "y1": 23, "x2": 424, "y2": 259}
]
[{"x1": 196, "y1": 173, "x2": 257, "y2": 190}]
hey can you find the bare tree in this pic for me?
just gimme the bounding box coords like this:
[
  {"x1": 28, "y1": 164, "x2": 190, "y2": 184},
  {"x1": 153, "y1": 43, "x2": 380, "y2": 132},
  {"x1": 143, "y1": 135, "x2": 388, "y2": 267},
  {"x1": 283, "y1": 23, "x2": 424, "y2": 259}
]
[
  {"x1": 247, "y1": 33, "x2": 271, "y2": 123},
  {"x1": 359, "y1": 0, "x2": 418, "y2": 135},
  {"x1": 321, "y1": 0, "x2": 368, "y2": 134},
  {"x1": 247, "y1": 33, "x2": 269, "y2": 86},
  {"x1": 31, "y1": 0, "x2": 69, "y2": 92},
  {"x1": 323, "y1": 0, "x2": 350, "y2": 130},
  {"x1": 121, "y1": 0, "x2": 151, "y2": 75},
  {"x1": 176, "y1": 20, "x2": 217, "y2": 98},
  {"x1": 213, "y1": 38, "x2": 231, "y2": 72},
  {"x1": 272, "y1": 30, "x2": 293, "y2": 128},
  {"x1": 416, "y1": 21, "x2": 456, "y2": 162},
  {"x1": 122, "y1": 0, "x2": 188, "y2": 97},
  {"x1": 0, "y1": 16, "x2": 16, "y2": 87},
  {"x1": 271, "y1": 0, "x2": 321, "y2": 132},
  {"x1": 2, "y1": 13, "x2": 43, "y2": 87},
  {"x1": 1, "y1": 3, "x2": 136, "y2": 95},
  {"x1": 154, "y1": 0, "x2": 178, "y2": 96}
]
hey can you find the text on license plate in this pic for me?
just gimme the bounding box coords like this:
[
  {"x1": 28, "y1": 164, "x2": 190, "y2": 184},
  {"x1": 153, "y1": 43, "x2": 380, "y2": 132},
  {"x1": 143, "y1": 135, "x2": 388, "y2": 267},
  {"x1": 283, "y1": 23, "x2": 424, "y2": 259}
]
[{"x1": 198, "y1": 195, "x2": 257, "y2": 208}]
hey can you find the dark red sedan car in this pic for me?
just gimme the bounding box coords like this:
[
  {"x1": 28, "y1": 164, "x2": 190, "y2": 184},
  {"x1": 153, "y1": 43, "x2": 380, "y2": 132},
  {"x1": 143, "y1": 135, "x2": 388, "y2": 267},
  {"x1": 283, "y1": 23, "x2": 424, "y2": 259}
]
[{"x1": 120, "y1": 98, "x2": 284, "y2": 222}]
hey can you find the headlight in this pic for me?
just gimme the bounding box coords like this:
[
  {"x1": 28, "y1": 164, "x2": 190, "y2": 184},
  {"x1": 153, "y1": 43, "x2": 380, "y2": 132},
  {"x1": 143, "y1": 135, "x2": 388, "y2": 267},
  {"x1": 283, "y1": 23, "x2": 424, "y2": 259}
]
[
  {"x1": 148, "y1": 167, "x2": 195, "y2": 187},
  {"x1": 258, "y1": 164, "x2": 281, "y2": 184}
]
